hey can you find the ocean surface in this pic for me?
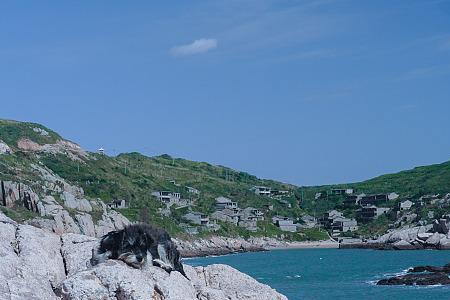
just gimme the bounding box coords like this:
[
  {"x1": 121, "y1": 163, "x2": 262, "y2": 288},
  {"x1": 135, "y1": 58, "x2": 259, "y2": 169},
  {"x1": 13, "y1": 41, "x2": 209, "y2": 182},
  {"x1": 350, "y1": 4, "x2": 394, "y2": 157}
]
[{"x1": 185, "y1": 249, "x2": 450, "y2": 300}]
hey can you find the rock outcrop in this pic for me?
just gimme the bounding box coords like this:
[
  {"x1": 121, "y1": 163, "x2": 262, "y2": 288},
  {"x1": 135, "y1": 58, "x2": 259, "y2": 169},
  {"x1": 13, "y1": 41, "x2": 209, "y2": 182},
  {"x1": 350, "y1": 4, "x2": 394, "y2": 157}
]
[
  {"x1": 0, "y1": 140, "x2": 12, "y2": 154},
  {"x1": 341, "y1": 218, "x2": 450, "y2": 250},
  {"x1": 0, "y1": 212, "x2": 287, "y2": 300},
  {"x1": 377, "y1": 263, "x2": 450, "y2": 286}
]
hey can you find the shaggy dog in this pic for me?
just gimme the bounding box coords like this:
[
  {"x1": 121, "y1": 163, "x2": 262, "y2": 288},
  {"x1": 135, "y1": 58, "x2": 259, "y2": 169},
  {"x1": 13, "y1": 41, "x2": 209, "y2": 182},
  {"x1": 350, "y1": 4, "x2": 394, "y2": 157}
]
[{"x1": 90, "y1": 224, "x2": 186, "y2": 278}]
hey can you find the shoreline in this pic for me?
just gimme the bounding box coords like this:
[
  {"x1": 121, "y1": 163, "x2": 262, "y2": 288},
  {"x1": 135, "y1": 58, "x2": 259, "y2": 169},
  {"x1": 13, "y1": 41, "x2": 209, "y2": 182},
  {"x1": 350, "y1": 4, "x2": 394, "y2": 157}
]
[
  {"x1": 180, "y1": 239, "x2": 450, "y2": 259},
  {"x1": 265, "y1": 240, "x2": 339, "y2": 250},
  {"x1": 177, "y1": 237, "x2": 340, "y2": 258}
]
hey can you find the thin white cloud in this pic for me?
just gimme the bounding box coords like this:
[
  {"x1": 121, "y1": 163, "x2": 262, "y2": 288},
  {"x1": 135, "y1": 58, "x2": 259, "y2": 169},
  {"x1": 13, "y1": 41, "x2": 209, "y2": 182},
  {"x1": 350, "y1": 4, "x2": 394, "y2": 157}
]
[
  {"x1": 170, "y1": 39, "x2": 218, "y2": 57},
  {"x1": 397, "y1": 64, "x2": 450, "y2": 81}
]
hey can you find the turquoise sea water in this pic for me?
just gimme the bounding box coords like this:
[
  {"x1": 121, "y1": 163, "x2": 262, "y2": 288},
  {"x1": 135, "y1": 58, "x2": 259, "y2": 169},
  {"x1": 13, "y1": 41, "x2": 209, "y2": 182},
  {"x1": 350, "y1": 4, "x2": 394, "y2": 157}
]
[{"x1": 186, "y1": 249, "x2": 450, "y2": 300}]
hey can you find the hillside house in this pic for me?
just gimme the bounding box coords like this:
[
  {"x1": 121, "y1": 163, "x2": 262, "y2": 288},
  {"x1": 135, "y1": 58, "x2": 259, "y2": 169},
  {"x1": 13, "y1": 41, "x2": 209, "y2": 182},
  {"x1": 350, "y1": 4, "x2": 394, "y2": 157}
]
[
  {"x1": 151, "y1": 191, "x2": 181, "y2": 206},
  {"x1": 250, "y1": 186, "x2": 271, "y2": 196},
  {"x1": 331, "y1": 188, "x2": 355, "y2": 196},
  {"x1": 319, "y1": 210, "x2": 344, "y2": 229},
  {"x1": 270, "y1": 190, "x2": 290, "y2": 198},
  {"x1": 215, "y1": 196, "x2": 238, "y2": 210},
  {"x1": 298, "y1": 215, "x2": 317, "y2": 228},
  {"x1": 272, "y1": 216, "x2": 297, "y2": 232},
  {"x1": 343, "y1": 195, "x2": 358, "y2": 207},
  {"x1": 241, "y1": 207, "x2": 265, "y2": 221},
  {"x1": 359, "y1": 194, "x2": 389, "y2": 206},
  {"x1": 107, "y1": 199, "x2": 127, "y2": 209},
  {"x1": 332, "y1": 218, "x2": 358, "y2": 232},
  {"x1": 399, "y1": 200, "x2": 413, "y2": 211},
  {"x1": 356, "y1": 206, "x2": 390, "y2": 222},
  {"x1": 211, "y1": 208, "x2": 240, "y2": 226},
  {"x1": 182, "y1": 212, "x2": 210, "y2": 226}
]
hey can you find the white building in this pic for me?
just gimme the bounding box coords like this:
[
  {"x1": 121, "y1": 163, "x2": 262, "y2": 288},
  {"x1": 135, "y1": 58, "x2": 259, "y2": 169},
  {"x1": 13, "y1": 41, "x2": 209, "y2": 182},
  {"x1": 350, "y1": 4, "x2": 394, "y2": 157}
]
[
  {"x1": 211, "y1": 208, "x2": 240, "y2": 226},
  {"x1": 215, "y1": 196, "x2": 238, "y2": 210},
  {"x1": 388, "y1": 192, "x2": 399, "y2": 200},
  {"x1": 151, "y1": 191, "x2": 181, "y2": 206},
  {"x1": 251, "y1": 186, "x2": 271, "y2": 196},
  {"x1": 399, "y1": 200, "x2": 413, "y2": 211},
  {"x1": 182, "y1": 212, "x2": 210, "y2": 226},
  {"x1": 272, "y1": 216, "x2": 297, "y2": 232}
]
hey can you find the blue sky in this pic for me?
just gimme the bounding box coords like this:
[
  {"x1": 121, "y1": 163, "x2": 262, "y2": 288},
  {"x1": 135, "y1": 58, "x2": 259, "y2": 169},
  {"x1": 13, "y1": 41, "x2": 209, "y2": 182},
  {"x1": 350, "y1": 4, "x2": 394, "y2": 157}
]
[{"x1": 1, "y1": 0, "x2": 450, "y2": 186}]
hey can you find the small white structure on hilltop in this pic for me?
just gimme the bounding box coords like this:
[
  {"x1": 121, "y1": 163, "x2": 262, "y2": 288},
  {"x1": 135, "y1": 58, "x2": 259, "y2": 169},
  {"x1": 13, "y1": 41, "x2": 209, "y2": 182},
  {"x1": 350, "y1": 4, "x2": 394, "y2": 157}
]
[{"x1": 98, "y1": 147, "x2": 105, "y2": 155}]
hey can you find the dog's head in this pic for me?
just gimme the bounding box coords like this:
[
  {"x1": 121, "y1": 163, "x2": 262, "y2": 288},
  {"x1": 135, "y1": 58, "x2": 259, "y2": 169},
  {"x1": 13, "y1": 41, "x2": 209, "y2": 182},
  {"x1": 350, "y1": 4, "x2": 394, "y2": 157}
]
[{"x1": 117, "y1": 225, "x2": 153, "y2": 269}]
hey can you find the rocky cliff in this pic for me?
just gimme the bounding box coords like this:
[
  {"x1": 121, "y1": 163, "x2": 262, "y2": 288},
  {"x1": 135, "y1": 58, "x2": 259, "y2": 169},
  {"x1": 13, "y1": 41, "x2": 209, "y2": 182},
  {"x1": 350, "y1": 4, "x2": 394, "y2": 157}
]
[
  {"x1": 340, "y1": 217, "x2": 450, "y2": 250},
  {"x1": 0, "y1": 211, "x2": 287, "y2": 300}
]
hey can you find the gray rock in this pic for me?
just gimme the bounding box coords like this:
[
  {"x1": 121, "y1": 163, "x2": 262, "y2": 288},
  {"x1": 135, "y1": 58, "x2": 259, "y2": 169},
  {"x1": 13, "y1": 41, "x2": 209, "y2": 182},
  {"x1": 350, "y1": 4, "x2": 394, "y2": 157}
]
[
  {"x1": 417, "y1": 232, "x2": 433, "y2": 241},
  {"x1": 433, "y1": 219, "x2": 449, "y2": 234},
  {"x1": 59, "y1": 260, "x2": 158, "y2": 300},
  {"x1": 54, "y1": 210, "x2": 82, "y2": 234},
  {"x1": 60, "y1": 233, "x2": 97, "y2": 276},
  {"x1": 63, "y1": 191, "x2": 92, "y2": 212},
  {"x1": 189, "y1": 264, "x2": 288, "y2": 300},
  {"x1": 393, "y1": 240, "x2": 416, "y2": 250},
  {"x1": 425, "y1": 232, "x2": 445, "y2": 246},
  {"x1": 439, "y1": 237, "x2": 450, "y2": 250},
  {"x1": 0, "y1": 140, "x2": 12, "y2": 154},
  {"x1": 0, "y1": 212, "x2": 287, "y2": 300},
  {"x1": 37, "y1": 195, "x2": 63, "y2": 216},
  {"x1": 0, "y1": 219, "x2": 63, "y2": 300},
  {"x1": 95, "y1": 210, "x2": 130, "y2": 237},
  {"x1": 75, "y1": 213, "x2": 96, "y2": 236}
]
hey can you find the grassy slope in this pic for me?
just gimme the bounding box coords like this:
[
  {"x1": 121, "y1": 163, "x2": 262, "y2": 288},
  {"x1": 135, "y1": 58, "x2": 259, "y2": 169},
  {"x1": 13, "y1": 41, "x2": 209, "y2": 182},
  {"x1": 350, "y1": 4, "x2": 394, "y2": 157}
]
[
  {"x1": 0, "y1": 120, "x2": 306, "y2": 238},
  {"x1": 1, "y1": 119, "x2": 449, "y2": 238},
  {"x1": 299, "y1": 160, "x2": 450, "y2": 215}
]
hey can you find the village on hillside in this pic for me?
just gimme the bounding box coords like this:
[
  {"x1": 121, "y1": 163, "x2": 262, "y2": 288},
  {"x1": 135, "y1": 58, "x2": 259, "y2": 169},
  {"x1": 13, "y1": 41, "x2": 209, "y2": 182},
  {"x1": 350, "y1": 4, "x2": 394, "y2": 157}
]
[{"x1": 107, "y1": 179, "x2": 450, "y2": 240}]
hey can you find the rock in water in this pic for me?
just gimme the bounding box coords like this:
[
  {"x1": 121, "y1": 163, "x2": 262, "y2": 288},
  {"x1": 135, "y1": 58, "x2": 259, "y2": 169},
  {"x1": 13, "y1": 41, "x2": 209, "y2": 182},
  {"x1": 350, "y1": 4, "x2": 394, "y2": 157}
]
[
  {"x1": 377, "y1": 273, "x2": 450, "y2": 286},
  {"x1": 377, "y1": 262, "x2": 450, "y2": 286}
]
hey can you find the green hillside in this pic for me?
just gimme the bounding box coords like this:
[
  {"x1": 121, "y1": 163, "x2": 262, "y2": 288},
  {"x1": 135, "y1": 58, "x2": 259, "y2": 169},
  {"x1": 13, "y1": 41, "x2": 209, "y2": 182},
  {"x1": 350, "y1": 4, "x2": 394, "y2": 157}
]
[
  {"x1": 1, "y1": 119, "x2": 449, "y2": 239},
  {"x1": 0, "y1": 119, "x2": 305, "y2": 238}
]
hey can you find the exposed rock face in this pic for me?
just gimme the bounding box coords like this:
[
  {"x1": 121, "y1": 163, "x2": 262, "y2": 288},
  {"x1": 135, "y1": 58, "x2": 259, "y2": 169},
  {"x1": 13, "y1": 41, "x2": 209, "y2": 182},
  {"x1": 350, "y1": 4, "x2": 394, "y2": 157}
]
[
  {"x1": 17, "y1": 138, "x2": 42, "y2": 151},
  {"x1": 95, "y1": 209, "x2": 131, "y2": 237},
  {"x1": 0, "y1": 181, "x2": 39, "y2": 211},
  {"x1": 175, "y1": 236, "x2": 271, "y2": 258},
  {"x1": 31, "y1": 164, "x2": 84, "y2": 196},
  {"x1": 187, "y1": 264, "x2": 288, "y2": 300},
  {"x1": 62, "y1": 191, "x2": 92, "y2": 212},
  {"x1": 0, "y1": 212, "x2": 287, "y2": 300},
  {"x1": 0, "y1": 140, "x2": 12, "y2": 154},
  {"x1": 17, "y1": 138, "x2": 89, "y2": 161},
  {"x1": 0, "y1": 216, "x2": 65, "y2": 300},
  {"x1": 359, "y1": 220, "x2": 450, "y2": 250},
  {"x1": 41, "y1": 140, "x2": 90, "y2": 161}
]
